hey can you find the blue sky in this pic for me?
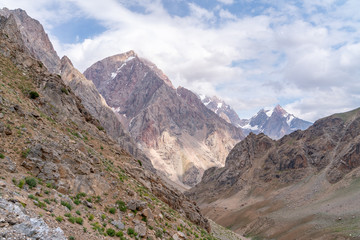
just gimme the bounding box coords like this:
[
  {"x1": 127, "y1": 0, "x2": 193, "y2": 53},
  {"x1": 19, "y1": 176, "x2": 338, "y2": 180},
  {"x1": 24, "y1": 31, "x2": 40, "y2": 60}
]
[{"x1": 1, "y1": 0, "x2": 360, "y2": 121}]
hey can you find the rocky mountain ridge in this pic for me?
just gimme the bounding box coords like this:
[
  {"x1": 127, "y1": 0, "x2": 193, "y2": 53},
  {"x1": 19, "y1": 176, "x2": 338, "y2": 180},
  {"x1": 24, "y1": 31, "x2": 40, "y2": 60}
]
[
  {"x1": 187, "y1": 107, "x2": 360, "y2": 239},
  {"x1": 84, "y1": 51, "x2": 244, "y2": 187},
  {"x1": 200, "y1": 94, "x2": 312, "y2": 140},
  {"x1": 239, "y1": 104, "x2": 312, "y2": 139}
]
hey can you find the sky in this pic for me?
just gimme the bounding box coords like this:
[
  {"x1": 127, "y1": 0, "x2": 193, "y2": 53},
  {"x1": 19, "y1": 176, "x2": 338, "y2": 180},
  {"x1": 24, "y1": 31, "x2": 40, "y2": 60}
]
[{"x1": 1, "y1": 0, "x2": 360, "y2": 121}]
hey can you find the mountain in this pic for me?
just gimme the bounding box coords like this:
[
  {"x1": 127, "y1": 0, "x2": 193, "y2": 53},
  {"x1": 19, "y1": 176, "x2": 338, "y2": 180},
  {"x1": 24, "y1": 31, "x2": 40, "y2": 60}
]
[
  {"x1": 0, "y1": 8, "x2": 155, "y2": 172},
  {"x1": 0, "y1": 12, "x2": 226, "y2": 240},
  {"x1": 240, "y1": 104, "x2": 312, "y2": 139},
  {"x1": 186, "y1": 107, "x2": 360, "y2": 239},
  {"x1": 84, "y1": 52, "x2": 245, "y2": 187},
  {"x1": 199, "y1": 94, "x2": 312, "y2": 140},
  {"x1": 0, "y1": 8, "x2": 60, "y2": 73},
  {"x1": 199, "y1": 95, "x2": 242, "y2": 127}
]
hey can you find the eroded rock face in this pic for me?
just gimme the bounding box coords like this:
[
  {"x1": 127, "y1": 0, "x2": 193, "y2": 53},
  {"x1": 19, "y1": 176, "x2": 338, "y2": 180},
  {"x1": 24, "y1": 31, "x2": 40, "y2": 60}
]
[
  {"x1": 60, "y1": 56, "x2": 154, "y2": 172},
  {"x1": 0, "y1": 8, "x2": 60, "y2": 73},
  {"x1": 84, "y1": 51, "x2": 244, "y2": 186}
]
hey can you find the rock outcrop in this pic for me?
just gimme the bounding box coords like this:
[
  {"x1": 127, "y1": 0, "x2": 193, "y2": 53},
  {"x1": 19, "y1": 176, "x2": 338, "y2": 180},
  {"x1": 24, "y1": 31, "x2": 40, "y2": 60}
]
[{"x1": 84, "y1": 51, "x2": 244, "y2": 186}]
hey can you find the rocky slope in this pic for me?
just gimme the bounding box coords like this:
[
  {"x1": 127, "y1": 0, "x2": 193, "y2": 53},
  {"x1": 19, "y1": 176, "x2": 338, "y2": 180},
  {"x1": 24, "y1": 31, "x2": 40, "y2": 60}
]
[
  {"x1": 239, "y1": 104, "x2": 312, "y2": 139},
  {"x1": 187, "y1": 107, "x2": 360, "y2": 239},
  {"x1": 84, "y1": 52, "x2": 244, "y2": 187},
  {"x1": 0, "y1": 8, "x2": 155, "y2": 172},
  {"x1": 0, "y1": 13, "x2": 220, "y2": 240}
]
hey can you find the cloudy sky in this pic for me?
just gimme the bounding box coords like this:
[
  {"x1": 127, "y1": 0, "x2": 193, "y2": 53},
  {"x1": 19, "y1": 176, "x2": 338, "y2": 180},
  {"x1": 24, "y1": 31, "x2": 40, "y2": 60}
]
[{"x1": 1, "y1": 0, "x2": 360, "y2": 121}]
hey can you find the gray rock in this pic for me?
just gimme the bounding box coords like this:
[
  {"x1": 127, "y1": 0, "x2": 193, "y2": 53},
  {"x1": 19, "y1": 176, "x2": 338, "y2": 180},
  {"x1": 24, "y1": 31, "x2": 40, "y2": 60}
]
[
  {"x1": 134, "y1": 222, "x2": 147, "y2": 237},
  {"x1": 0, "y1": 197, "x2": 66, "y2": 240},
  {"x1": 126, "y1": 200, "x2": 147, "y2": 211},
  {"x1": 0, "y1": 112, "x2": 3, "y2": 119},
  {"x1": 111, "y1": 220, "x2": 125, "y2": 230}
]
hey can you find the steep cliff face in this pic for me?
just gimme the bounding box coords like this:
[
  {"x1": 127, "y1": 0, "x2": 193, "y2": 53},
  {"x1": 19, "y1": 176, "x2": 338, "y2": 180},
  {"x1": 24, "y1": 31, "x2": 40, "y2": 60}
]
[
  {"x1": 187, "y1": 107, "x2": 360, "y2": 239},
  {"x1": 84, "y1": 52, "x2": 244, "y2": 186},
  {"x1": 60, "y1": 56, "x2": 154, "y2": 171},
  {"x1": 0, "y1": 7, "x2": 60, "y2": 73},
  {"x1": 0, "y1": 13, "x2": 214, "y2": 239}
]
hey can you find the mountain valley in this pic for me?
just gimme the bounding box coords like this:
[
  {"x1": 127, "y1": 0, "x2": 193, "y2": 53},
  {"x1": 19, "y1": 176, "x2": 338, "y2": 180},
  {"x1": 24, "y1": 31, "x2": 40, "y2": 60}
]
[{"x1": 0, "y1": 6, "x2": 359, "y2": 240}]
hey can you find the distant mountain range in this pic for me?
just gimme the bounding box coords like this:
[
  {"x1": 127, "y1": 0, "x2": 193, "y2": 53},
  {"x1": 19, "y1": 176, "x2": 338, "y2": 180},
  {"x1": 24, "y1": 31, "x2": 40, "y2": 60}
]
[{"x1": 200, "y1": 95, "x2": 312, "y2": 139}]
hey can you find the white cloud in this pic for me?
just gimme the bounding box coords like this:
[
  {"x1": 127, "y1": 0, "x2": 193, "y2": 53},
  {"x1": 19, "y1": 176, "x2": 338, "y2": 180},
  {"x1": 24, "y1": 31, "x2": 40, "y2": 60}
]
[
  {"x1": 217, "y1": 0, "x2": 234, "y2": 5},
  {"x1": 1, "y1": 0, "x2": 360, "y2": 122}
]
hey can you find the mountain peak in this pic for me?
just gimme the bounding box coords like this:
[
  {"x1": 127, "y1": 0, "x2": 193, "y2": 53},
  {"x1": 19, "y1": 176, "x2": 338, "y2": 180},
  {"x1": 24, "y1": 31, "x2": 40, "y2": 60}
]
[
  {"x1": 273, "y1": 104, "x2": 287, "y2": 115},
  {"x1": 60, "y1": 55, "x2": 73, "y2": 67}
]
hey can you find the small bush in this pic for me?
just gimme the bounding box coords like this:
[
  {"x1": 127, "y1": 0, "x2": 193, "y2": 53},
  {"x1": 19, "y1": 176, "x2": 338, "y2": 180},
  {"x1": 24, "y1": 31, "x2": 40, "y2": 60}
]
[
  {"x1": 18, "y1": 179, "x2": 25, "y2": 188},
  {"x1": 75, "y1": 217, "x2": 83, "y2": 225},
  {"x1": 61, "y1": 87, "x2": 69, "y2": 95},
  {"x1": 127, "y1": 228, "x2": 135, "y2": 236},
  {"x1": 88, "y1": 214, "x2": 94, "y2": 221},
  {"x1": 0, "y1": 153, "x2": 4, "y2": 159},
  {"x1": 64, "y1": 213, "x2": 72, "y2": 218},
  {"x1": 29, "y1": 91, "x2": 39, "y2": 99},
  {"x1": 61, "y1": 201, "x2": 73, "y2": 210},
  {"x1": 106, "y1": 228, "x2": 116, "y2": 237},
  {"x1": 73, "y1": 199, "x2": 80, "y2": 205},
  {"x1": 21, "y1": 149, "x2": 30, "y2": 158},
  {"x1": 76, "y1": 210, "x2": 81, "y2": 215},
  {"x1": 116, "y1": 200, "x2": 127, "y2": 212},
  {"x1": 68, "y1": 216, "x2": 76, "y2": 224},
  {"x1": 109, "y1": 207, "x2": 116, "y2": 214},
  {"x1": 25, "y1": 177, "x2": 37, "y2": 188},
  {"x1": 115, "y1": 231, "x2": 124, "y2": 237},
  {"x1": 68, "y1": 236, "x2": 75, "y2": 240},
  {"x1": 56, "y1": 216, "x2": 63, "y2": 222},
  {"x1": 44, "y1": 199, "x2": 51, "y2": 204}
]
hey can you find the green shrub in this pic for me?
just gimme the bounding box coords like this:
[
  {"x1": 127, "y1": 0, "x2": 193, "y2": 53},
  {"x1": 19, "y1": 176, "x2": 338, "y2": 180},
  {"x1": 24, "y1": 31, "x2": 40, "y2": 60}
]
[
  {"x1": 101, "y1": 214, "x2": 106, "y2": 221},
  {"x1": 76, "y1": 210, "x2": 81, "y2": 215},
  {"x1": 116, "y1": 200, "x2": 127, "y2": 212},
  {"x1": 68, "y1": 216, "x2": 76, "y2": 224},
  {"x1": 29, "y1": 91, "x2": 39, "y2": 99},
  {"x1": 127, "y1": 228, "x2": 135, "y2": 236},
  {"x1": 64, "y1": 213, "x2": 72, "y2": 217},
  {"x1": 0, "y1": 153, "x2": 4, "y2": 159},
  {"x1": 88, "y1": 214, "x2": 94, "y2": 221},
  {"x1": 73, "y1": 199, "x2": 80, "y2": 205},
  {"x1": 44, "y1": 199, "x2": 50, "y2": 204},
  {"x1": 68, "y1": 236, "x2": 75, "y2": 240},
  {"x1": 75, "y1": 217, "x2": 83, "y2": 225},
  {"x1": 109, "y1": 207, "x2": 116, "y2": 214},
  {"x1": 21, "y1": 149, "x2": 30, "y2": 158},
  {"x1": 106, "y1": 228, "x2": 116, "y2": 237},
  {"x1": 61, "y1": 87, "x2": 69, "y2": 95},
  {"x1": 18, "y1": 179, "x2": 25, "y2": 188},
  {"x1": 56, "y1": 216, "x2": 63, "y2": 222},
  {"x1": 115, "y1": 231, "x2": 124, "y2": 237},
  {"x1": 61, "y1": 201, "x2": 73, "y2": 210},
  {"x1": 25, "y1": 177, "x2": 37, "y2": 188}
]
